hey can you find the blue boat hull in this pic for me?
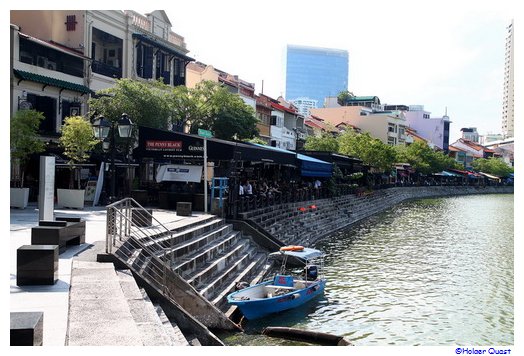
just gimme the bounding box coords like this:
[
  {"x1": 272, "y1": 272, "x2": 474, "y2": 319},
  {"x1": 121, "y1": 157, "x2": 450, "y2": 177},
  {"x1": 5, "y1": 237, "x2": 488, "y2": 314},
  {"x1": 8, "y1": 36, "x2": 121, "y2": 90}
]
[{"x1": 227, "y1": 279, "x2": 326, "y2": 320}]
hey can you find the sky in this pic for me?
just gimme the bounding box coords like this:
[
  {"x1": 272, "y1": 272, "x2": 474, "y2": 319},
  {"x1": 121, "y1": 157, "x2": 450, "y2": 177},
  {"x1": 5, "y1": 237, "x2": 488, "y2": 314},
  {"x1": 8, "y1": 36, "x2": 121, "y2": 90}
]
[
  {"x1": 134, "y1": 0, "x2": 516, "y2": 143},
  {"x1": 3, "y1": 0, "x2": 517, "y2": 143}
]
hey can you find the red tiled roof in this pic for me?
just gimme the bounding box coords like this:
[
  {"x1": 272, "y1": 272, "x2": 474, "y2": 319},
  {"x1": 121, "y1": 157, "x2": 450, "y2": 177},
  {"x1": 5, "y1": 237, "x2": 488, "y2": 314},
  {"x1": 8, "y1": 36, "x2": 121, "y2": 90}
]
[
  {"x1": 270, "y1": 102, "x2": 297, "y2": 114},
  {"x1": 448, "y1": 145, "x2": 465, "y2": 152},
  {"x1": 305, "y1": 120, "x2": 323, "y2": 129}
]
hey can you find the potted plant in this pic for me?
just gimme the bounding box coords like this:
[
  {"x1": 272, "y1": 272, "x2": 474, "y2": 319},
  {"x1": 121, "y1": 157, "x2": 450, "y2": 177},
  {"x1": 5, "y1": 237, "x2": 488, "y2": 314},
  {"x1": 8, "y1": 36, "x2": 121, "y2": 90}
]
[
  {"x1": 57, "y1": 116, "x2": 97, "y2": 209},
  {"x1": 10, "y1": 109, "x2": 45, "y2": 208}
]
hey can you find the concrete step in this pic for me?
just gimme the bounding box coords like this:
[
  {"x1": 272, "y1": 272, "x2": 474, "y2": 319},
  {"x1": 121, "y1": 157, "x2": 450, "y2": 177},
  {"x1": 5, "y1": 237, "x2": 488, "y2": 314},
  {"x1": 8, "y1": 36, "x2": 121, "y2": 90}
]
[
  {"x1": 116, "y1": 269, "x2": 175, "y2": 346},
  {"x1": 172, "y1": 230, "x2": 243, "y2": 277},
  {"x1": 186, "y1": 238, "x2": 250, "y2": 288},
  {"x1": 67, "y1": 261, "x2": 143, "y2": 346},
  {"x1": 162, "y1": 224, "x2": 233, "y2": 260},
  {"x1": 141, "y1": 218, "x2": 225, "y2": 250},
  {"x1": 198, "y1": 246, "x2": 258, "y2": 301},
  {"x1": 153, "y1": 303, "x2": 190, "y2": 345}
]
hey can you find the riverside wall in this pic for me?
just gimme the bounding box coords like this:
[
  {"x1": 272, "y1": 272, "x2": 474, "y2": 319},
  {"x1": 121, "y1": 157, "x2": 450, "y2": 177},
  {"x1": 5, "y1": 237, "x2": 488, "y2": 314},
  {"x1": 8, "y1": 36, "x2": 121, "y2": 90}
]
[{"x1": 242, "y1": 186, "x2": 514, "y2": 247}]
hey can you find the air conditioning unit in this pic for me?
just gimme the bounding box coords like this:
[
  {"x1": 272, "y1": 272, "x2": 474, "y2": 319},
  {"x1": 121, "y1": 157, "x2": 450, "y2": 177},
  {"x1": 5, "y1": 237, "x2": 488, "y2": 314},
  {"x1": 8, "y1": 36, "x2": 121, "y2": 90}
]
[
  {"x1": 47, "y1": 61, "x2": 57, "y2": 70},
  {"x1": 37, "y1": 56, "x2": 47, "y2": 68},
  {"x1": 20, "y1": 52, "x2": 33, "y2": 64}
]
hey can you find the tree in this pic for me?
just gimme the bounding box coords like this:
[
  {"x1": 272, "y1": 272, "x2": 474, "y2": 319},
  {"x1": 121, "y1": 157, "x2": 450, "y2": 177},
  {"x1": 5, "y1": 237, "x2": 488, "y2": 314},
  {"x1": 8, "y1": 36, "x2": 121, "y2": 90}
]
[
  {"x1": 395, "y1": 141, "x2": 462, "y2": 174},
  {"x1": 337, "y1": 90, "x2": 355, "y2": 106},
  {"x1": 472, "y1": 157, "x2": 514, "y2": 177},
  {"x1": 172, "y1": 81, "x2": 258, "y2": 140},
  {"x1": 337, "y1": 130, "x2": 396, "y2": 171},
  {"x1": 88, "y1": 78, "x2": 173, "y2": 129},
  {"x1": 211, "y1": 88, "x2": 258, "y2": 140},
  {"x1": 10, "y1": 110, "x2": 45, "y2": 187},
  {"x1": 169, "y1": 81, "x2": 215, "y2": 131},
  {"x1": 245, "y1": 137, "x2": 268, "y2": 145},
  {"x1": 59, "y1": 116, "x2": 98, "y2": 189},
  {"x1": 304, "y1": 133, "x2": 339, "y2": 152}
]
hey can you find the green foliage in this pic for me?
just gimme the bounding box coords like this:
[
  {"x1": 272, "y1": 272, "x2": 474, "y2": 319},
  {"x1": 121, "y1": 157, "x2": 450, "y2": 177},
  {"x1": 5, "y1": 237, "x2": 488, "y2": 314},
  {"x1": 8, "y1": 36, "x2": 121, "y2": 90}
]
[
  {"x1": 349, "y1": 172, "x2": 364, "y2": 180},
  {"x1": 394, "y1": 141, "x2": 461, "y2": 174},
  {"x1": 179, "y1": 81, "x2": 258, "y2": 140},
  {"x1": 169, "y1": 81, "x2": 214, "y2": 131},
  {"x1": 10, "y1": 109, "x2": 45, "y2": 187},
  {"x1": 88, "y1": 78, "x2": 172, "y2": 129},
  {"x1": 10, "y1": 109, "x2": 45, "y2": 162},
  {"x1": 326, "y1": 163, "x2": 343, "y2": 196},
  {"x1": 337, "y1": 90, "x2": 355, "y2": 106},
  {"x1": 212, "y1": 90, "x2": 258, "y2": 140},
  {"x1": 245, "y1": 137, "x2": 268, "y2": 145},
  {"x1": 304, "y1": 133, "x2": 339, "y2": 152},
  {"x1": 337, "y1": 131, "x2": 396, "y2": 171},
  {"x1": 59, "y1": 116, "x2": 98, "y2": 188},
  {"x1": 472, "y1": 157, "x2": 513, "y2": 177}
]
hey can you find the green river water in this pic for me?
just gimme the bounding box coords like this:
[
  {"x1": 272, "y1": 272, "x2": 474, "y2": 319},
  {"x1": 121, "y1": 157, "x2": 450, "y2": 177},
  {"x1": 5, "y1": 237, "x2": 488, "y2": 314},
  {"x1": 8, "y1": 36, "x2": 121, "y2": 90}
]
[{"x1": 219, "y1": 194, "x2": 514, "y2": 346}]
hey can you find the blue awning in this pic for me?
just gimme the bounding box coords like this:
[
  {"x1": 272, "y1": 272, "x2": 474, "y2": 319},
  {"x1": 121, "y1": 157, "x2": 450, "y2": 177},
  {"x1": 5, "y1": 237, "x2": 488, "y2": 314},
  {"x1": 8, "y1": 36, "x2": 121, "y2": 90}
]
[
  {"x1": 247, "y1": 143, "x2": 331, "y2": 176},
  {"x1": 297, "y1": 153, "x2": 332, "y2": 177}
]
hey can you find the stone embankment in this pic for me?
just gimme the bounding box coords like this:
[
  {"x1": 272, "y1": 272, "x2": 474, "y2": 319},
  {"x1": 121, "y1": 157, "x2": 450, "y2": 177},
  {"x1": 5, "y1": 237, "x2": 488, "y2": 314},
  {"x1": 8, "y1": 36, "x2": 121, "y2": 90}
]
[{"x1": 240, "y1": 186, "x2": 514, "y2": 246}]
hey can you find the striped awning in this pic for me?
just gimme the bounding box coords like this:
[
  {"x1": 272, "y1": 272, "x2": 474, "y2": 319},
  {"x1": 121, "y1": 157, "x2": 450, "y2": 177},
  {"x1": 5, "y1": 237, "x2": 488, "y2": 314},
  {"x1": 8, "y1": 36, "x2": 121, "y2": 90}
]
[{"x1": 13, "y1": 69, "x2": 92, "y2": 94}]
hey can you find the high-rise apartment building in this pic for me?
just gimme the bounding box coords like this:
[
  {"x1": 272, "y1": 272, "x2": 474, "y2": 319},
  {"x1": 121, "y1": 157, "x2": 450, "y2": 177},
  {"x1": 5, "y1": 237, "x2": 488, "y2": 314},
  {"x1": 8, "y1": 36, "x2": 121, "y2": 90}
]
[
  {"x1": 285, "y1": 44, "x2": 348, "y2": 109},
  {"x1": 502, "y1": 20, "x2": 514, "y2": 138}
]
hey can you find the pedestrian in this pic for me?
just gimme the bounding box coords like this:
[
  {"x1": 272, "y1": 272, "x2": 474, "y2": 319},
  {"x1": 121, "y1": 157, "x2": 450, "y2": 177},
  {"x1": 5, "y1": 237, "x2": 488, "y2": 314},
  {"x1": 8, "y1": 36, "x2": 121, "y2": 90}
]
[
  {"x1": 245, "y1": 181, "x2": 253, "y2": 195},
  {"x1": 314, "y1": 179, "x2": 321, "y2": 189}
]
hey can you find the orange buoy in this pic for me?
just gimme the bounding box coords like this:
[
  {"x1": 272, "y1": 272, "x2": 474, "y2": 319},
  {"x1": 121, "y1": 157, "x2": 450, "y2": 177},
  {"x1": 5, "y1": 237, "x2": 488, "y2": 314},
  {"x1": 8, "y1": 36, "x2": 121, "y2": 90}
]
[{"x1": 280, "y1": 245, "x2": 305, "y2": 252}]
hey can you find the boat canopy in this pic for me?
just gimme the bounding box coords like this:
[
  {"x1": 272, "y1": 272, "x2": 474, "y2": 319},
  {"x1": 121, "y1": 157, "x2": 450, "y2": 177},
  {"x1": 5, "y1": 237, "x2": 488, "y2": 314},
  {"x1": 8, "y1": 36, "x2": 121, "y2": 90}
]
[{"x1": 269, "y1": 247, "x2": 324, "y2": 262}]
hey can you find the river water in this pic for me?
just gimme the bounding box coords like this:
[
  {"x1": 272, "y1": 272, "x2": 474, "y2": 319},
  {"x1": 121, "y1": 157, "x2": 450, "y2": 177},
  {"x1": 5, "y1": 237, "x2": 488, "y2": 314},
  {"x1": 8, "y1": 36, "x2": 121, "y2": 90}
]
[{"x1": 221, "y1": 194, "x2": 514, "y2": 346}]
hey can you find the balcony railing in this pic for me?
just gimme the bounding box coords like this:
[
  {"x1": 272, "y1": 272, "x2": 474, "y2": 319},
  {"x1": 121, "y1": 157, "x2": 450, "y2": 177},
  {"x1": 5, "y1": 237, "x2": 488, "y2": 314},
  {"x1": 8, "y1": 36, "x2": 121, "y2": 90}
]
[{"x1": 92, "y1": 60, "x2": 122, "y2": 79}]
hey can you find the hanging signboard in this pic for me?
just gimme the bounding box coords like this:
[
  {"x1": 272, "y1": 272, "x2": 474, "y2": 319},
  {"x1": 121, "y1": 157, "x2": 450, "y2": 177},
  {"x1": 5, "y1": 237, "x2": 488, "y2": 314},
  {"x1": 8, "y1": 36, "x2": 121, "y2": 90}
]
[{"x1": 156, "y1": 164, "x2": 203, "y2": 183}]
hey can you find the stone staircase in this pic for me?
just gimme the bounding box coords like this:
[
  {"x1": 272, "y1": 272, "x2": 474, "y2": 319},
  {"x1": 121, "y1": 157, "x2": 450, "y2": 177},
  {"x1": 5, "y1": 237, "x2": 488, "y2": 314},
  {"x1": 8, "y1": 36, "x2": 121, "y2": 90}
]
[
  {"x1": 239, "y1": 189, "x2": 417, "y2": 246},
  {"x1": 239, "y1": 186, "x2": 511, "y2": 247},
  {"x1": 67, "y1": 260, "x2": 190, "y2": 346},
  {"x1": 112, "y1": 212, "x2": 270, "y2": 319}
]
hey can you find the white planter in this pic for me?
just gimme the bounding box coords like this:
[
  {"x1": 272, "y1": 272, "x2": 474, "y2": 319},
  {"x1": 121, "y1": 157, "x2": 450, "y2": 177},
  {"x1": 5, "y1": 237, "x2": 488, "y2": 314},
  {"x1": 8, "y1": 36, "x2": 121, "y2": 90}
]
[
  {"x1": 57, "y1": 189, "x2": 85, "y2": 209},
  {"x1": 10, "y1": 187, "x2": 30, "y2": 209}
]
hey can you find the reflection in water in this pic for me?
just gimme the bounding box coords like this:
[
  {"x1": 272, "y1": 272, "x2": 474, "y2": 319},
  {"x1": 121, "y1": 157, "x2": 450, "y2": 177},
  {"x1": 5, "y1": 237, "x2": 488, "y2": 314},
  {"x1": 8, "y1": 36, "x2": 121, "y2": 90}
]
[{"x1": 221, "y1": 194, "x2": 514, "y2": 346}]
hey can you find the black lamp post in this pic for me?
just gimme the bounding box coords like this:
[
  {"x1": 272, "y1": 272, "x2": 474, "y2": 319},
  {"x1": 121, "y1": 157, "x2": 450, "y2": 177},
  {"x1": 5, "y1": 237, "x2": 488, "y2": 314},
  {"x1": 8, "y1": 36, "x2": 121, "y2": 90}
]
[{"x1": 92, "y1": 113, "x2": 134, "y2": 203}]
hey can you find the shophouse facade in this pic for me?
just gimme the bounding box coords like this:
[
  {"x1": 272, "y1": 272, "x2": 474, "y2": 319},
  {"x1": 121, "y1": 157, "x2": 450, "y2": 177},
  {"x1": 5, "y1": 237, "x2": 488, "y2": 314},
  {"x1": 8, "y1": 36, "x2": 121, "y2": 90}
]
[
  {"x1": 10, "y1": 10, "x2": 192, "y2": 138},
  {"x1": 186, "y1": 61, "x2": 256, "y2": 112},
  {"x1": 310, "y1": 106, "x2": 408, "y2": 146}
]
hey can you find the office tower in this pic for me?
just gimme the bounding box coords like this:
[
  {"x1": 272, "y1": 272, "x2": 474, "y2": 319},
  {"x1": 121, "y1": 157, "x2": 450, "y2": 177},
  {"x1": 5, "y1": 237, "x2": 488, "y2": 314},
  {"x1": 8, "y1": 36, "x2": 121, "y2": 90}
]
[{"x1": 285, "y1": 44, "x2": 348, "y2": 109}]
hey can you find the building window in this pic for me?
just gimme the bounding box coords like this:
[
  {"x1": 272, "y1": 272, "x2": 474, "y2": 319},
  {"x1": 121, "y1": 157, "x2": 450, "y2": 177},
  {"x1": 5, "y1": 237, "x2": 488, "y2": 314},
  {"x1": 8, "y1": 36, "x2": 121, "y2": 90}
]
[
  {"x1": 65, "y1": 15, "x2": 77, "y2": 31},
  {"x1": 91, "y1": 28, "x2": 123, "y2": 78}
]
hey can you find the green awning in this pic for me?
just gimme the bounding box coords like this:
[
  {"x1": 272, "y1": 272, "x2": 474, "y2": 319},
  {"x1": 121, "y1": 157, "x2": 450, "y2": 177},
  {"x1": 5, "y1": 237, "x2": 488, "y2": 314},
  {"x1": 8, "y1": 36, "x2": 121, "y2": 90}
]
[{"x1": 13, "y1": 69, "x2": 92, "y2": 94}]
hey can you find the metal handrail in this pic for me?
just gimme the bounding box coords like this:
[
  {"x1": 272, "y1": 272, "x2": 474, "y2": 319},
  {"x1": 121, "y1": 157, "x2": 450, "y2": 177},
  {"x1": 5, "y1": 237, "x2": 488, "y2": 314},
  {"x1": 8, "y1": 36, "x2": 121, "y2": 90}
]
[
  {"x1": 106, "y1": 198, "x2": 184, "y2": 298},
  {"x1": 105, "y1": 198, "x2": 242, "y2": 331}
]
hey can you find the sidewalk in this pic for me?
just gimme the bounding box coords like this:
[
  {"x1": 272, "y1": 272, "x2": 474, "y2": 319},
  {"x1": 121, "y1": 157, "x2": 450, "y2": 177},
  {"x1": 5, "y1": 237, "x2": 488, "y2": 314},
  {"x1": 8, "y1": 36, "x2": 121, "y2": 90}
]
[
  {"x1": 10, "y1": 204, "x2": 108, "y2": 346},
  {"x1": 9, "y1": 203, "x2": 209, "y2": 346}
]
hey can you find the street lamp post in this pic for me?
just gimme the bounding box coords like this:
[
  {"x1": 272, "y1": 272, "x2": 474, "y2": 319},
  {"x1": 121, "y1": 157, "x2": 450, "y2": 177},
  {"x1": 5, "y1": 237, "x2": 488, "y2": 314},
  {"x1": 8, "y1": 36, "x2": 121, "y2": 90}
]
[{"x1": 92, "y1": 113, "x2": 134, "y2": 203}]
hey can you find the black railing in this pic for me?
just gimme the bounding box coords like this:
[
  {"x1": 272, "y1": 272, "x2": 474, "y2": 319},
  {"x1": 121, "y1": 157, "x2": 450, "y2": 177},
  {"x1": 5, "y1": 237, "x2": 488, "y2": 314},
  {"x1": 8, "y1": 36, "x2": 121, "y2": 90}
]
[{"x1": 92, "y1": 60, "x2": 122, "y2": 79}]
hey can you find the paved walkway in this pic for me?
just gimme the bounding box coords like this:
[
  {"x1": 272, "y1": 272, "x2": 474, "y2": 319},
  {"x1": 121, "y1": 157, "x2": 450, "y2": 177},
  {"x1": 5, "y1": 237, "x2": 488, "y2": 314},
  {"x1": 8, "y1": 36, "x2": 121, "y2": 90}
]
[{"x1": 9, "y1": 203, "x2": 210, "y2": 346}]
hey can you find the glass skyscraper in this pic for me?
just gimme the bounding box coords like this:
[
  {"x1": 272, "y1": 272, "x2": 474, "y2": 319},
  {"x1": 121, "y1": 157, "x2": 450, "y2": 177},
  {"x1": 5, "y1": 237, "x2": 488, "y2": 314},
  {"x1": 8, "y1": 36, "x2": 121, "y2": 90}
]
[{"x1": 285, "y1": 44, "x2": 348, "y2": 109}]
